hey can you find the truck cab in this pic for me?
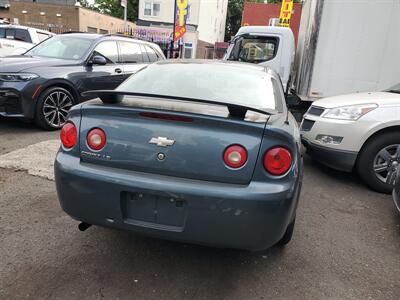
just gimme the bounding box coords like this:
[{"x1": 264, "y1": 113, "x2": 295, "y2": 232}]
[{"x1": 224, "y1": 26, "x2": 295, "y2": 91}]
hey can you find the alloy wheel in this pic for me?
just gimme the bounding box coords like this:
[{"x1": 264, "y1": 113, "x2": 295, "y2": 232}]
[
  {"x1": 373, "y1": 144, "x2": 400, "y2": 185},
  {"x1": 42, "y1": 90, "x2": 73, "y2": 128}
]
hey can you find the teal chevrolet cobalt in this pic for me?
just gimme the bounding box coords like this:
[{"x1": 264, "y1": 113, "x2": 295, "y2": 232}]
[{"x1": 54, "y1": 60, "x2": 303, "y2": 251}]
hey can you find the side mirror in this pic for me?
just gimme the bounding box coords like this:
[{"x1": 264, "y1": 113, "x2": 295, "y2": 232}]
[
  {"x1": 88, "y1": 55, "x2": 107, "y2": 66},
  {"x1": 286, "y1": 94, "x2": 301, "y2": 108}
]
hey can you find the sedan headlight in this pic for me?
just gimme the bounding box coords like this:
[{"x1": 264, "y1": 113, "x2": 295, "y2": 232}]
[
  {"x1": 0, "y1": 73, "x2": 39, "y2": 82},
  {"x1": 322, "y1": 104, "x2": 378, "y2": 120}
]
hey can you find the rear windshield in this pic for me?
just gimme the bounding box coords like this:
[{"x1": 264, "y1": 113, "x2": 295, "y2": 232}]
[{"x1": 117, "y1": 62, "x2": 277, "y2": 111}]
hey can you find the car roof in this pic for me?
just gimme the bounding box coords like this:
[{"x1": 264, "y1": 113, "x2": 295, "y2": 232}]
[
  {"x1": 59, "y1": 33, "x2": 160, "y2": 46},
  {"x1": 0, "y1": 24, "x2": 36, "y2": 30},
  {"x1": 153, "y1": 59, "x2": 276, "y2": 75},
  {"x1": 59, "y1": 32, "x2": 103, "y2": 40},
  {"x1": 0, "y1": 24, "x2": 54, "y2": 34},
  {"x1": 237, "y1": 26, "x2": 293, "y2": 36}
]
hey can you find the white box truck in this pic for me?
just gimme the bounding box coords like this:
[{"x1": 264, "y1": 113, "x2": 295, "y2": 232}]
[{"x1": 225, "y1": 0, "x2": 400, "y2": 102}]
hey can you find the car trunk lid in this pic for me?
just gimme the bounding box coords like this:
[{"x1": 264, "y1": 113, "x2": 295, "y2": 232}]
[{"x1": 79, "y1": 96, "x2": 269, "y2": 185}]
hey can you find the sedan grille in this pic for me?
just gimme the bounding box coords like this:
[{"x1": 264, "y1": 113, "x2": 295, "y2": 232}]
[
  {"x1": 308, "y1": 106, "x2": 325, "y2": 116},
  {"x1": 301, "y1": 119, "x2": 315, "y2": 132}
]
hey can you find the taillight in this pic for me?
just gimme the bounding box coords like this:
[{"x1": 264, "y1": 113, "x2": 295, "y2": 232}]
[
  {"x1": 264, "y1": 147, "x2": 292, "y2": 176},
  {"x1": 87, "y1": 128, "x2": 106, "y2": 151},
  {"x1": 60, "y1": 122, "x2": 77, "y2": 149},
  {"x1": 223, "y1": 144, "x2": 247, "y2": 168}
]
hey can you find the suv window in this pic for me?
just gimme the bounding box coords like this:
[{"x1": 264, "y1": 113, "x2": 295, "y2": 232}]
[
  {"x1": 15, "y1": 29, "x2": 32, "y2": 43},
  {"x1": 140, "y1": 45, "x2": 149, "y2": 63},
  {"x1": 144, "y1": 45, "x2": 158, "y2": 62},
  {"x1": 92, "y1": 41, "x2": 118, "y2": 64},
  {"x1": 2, "y1": 29, "x2": 32, "y2": 43},
  {"x1": 119, "y1": 41, "x2": 143, "y2": 63}
]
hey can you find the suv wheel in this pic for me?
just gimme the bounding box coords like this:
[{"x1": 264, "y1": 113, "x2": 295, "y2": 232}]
[
  {"x1": 356, "y1": 132, "x2": 400, "y2": 193},
  {"x1": 35, "y1": 87, "x2": 75, "y2": 130}
]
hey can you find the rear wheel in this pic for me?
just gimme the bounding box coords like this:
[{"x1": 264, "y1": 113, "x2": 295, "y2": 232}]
[
  {"x1": 276, "y1": 217, "x2": 295, "y2": 246},
  {"x1": 356, "y1": 132, "x2": 400, "y2": 194},
  {"x1": 35, "y1": 86, "x2": 75, "y2": 130}
]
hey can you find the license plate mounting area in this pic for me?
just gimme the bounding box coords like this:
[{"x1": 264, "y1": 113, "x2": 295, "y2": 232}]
[{"x1": 121, "y1": 192, "x2": 187, "y2": 232}]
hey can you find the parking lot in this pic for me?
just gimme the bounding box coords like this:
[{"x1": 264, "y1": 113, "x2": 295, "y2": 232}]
[{"x1": 0, "y1": 117, "x2": 399, "y2": 300}]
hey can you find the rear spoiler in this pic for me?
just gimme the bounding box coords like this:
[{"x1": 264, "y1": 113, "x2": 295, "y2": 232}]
[{"x1": 82, "y1": 90, "x2": 274, "y2": 119}]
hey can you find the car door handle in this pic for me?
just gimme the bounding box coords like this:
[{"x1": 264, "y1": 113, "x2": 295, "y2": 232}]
[{"x1": 114, "y1": 68, "x2": 122, "y2": 74}]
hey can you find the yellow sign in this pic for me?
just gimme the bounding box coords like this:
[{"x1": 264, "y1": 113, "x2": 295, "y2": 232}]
[
  {"x1": 176, "y1": 0, "x2": 188, "y2": 27},
  {"x1": 279, "y1": 0, "x2": 293, "y2": 28}
]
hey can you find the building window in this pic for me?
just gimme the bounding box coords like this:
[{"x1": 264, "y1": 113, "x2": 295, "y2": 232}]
[
  {"x1": 153, "y1": 3, "x2": 160, "y2": 16},
  {"x1": 99, "y1": 29, "x2": 109, "y2": 34},
  {"x1": 144, "y1": 3, "x2": 152, "y2": 16},
  {"x1": 87, "y1": 27, "x2": 97, "y2": 33},
  {"x1": 184, "y1": 43, "x2": 193, "y2": 59},
  {"x1": 144, "y1": 2, "x2": 160, "y2": 17}
]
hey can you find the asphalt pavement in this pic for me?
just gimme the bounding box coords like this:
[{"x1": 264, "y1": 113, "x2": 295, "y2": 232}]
[{"x1": 0, "y1": 116, "x2": 399, "y2": 300}]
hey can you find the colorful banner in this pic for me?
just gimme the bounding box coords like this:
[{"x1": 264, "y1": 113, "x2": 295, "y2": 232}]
[
  {"x1": 279, "y1": 0, "x2": 293, "y2": 28},
  {"x1": 132, "y1": 27, "x2": 170, "y2": 44},
  {"x1": 174, "y1": 0, "x2": 188, "y2": 41}
]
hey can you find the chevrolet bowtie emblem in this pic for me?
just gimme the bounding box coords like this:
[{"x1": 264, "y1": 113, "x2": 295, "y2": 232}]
[{"x1": 149, "y1": 137, "x2": 175, "y2": 147}]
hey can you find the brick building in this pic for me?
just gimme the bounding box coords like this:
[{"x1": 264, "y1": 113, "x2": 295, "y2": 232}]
[
  {"x1": 241, "y1": 2, "x2": 302, "y2": 44},
  {"x1": 0, "y1": 0, "x2": 10, "y2": 20},
  {"x1": 2, "y1": 0, "x2": 135, "y2": 34}
]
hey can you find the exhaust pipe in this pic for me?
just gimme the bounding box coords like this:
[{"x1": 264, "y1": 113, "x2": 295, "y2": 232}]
[{"x1": 78, "y1": 222, "x2": 92, "y2": 231}]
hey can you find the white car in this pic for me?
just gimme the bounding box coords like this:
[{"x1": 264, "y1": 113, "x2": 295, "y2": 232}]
[
  {"x1": 301, "y1": 84, "x2": 400, "y2": 193},
  {"x1": 0, "y1": 25, "x2": 55, "y2": 57}
]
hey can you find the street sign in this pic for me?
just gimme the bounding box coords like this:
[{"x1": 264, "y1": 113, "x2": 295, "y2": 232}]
[
  {"x1": 279, "y1": 0, "x2": 293, "y2": 28},
  {"x1": 121, "y1": 0, "x2": 127, "y2": 8}
]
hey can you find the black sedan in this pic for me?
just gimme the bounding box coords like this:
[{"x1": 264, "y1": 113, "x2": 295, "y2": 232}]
[{"x1": 0, "y1": 33, "x2": 165, "y2": 129}]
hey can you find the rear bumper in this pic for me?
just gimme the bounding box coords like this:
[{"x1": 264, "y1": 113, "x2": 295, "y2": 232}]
[
  {"x1": 302, "y1": 137, "x2": 357, "y2": 172},
  {"x1": 55, "y1": 152, "x2": 302, "y2": 251}
]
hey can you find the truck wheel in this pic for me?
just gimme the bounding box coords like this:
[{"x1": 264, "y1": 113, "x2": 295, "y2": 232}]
[
  {"x1": 35, "y1": 86, "x2": 75, "y2": 130},
  {"x1": 276, "y1": 217, "x2": 295, "y2": 246},
  {"x1": 356, "y1": 132, "x2": 400, "y2": 194}
]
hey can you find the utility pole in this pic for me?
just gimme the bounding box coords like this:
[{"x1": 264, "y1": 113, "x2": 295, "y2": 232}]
[
  {"x1": 170, "y1": 0, "x2": 177, "y2": 58},
  {"x1": 124, "y1": 2, "x2": 127, "y2": 34},
  {"x1": 121, "y1": 0, "x2": 128, "y2": 34}
]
